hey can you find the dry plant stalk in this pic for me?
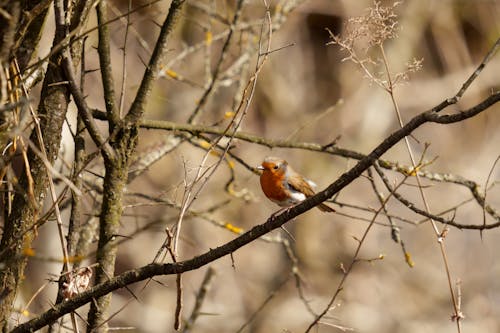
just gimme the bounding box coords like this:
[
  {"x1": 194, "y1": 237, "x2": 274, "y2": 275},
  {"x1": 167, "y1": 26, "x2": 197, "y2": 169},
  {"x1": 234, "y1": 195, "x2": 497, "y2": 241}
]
[
  {"x1": 327, "y1": 1, "x2": 423, "y2": 90},
  {"x1": 324, "y1": 1, "x2": 466, "y2": 332}
]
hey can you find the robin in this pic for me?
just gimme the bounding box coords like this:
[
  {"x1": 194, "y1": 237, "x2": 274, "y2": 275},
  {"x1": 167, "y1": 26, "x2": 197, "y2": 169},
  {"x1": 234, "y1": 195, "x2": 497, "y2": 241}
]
[{"x1": 257, "y1": 157, "x2": 335, "y2": 213}]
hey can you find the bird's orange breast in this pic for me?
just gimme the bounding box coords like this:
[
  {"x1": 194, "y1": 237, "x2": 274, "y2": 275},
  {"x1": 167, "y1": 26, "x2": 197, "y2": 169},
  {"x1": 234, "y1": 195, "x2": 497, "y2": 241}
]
[{"x1": 260, "y1": 170, "x2": 289, "y2": 202}]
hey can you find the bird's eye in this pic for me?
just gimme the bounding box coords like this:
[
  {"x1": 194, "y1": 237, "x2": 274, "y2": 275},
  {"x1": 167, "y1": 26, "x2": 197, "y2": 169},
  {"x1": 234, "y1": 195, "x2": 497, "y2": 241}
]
[{"x1": 273, "y1": 164, "x2": 279, "y2": 170}]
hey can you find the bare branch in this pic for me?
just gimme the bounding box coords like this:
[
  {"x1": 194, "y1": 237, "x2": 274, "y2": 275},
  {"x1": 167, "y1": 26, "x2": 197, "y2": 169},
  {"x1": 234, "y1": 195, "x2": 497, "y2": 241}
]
[
  {"x1": 125, "y1": 0, "x2": 186, "y2": 125},
  {"x1": 12, "y1": 92, "x2": 499, "y2": 333},
  {"x1": 96, "y1": 1, "x2": 119, "y2": 130}
]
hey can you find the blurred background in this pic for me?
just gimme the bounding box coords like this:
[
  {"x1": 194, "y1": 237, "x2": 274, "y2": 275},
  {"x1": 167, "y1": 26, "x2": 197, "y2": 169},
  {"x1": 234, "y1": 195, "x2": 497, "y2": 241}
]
[{"x1": 21, "y1": 0, "x2": 500, "y2": 332}]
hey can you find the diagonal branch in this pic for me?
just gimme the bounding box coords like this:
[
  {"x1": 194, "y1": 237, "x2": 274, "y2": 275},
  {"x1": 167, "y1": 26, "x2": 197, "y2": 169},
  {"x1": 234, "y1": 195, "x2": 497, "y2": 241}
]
[
  {"x1": 12, "y1": 91, "x2": 499, "y2": 333},
  {"x1": 91, "y1": 90, "x2": 500, "y2": 224},
  {"x1": 61, "y1": 50, "x2": 115, "y2": 161},
  {"x1": 373, "y1": 162, "x2": 500, "y2": 229},
  {"x1": 125, "y1": 0, "x2": 186, "y2": 125},
  {"x1": 187, "y1": 0, "x2": 245, "y2": 124}
]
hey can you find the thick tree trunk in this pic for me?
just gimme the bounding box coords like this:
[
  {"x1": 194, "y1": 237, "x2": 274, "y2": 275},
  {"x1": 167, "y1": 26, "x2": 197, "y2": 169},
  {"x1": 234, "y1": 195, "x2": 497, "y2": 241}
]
[
  {"x1": 0, "y1": 52, "x2": 70, "y2": 330},
  {"x1": 86, "y1": 126, "x2": 138, "y2": 332},
  {"x1": 0, "y1": 0, "x2": 90, "y2": 327}
]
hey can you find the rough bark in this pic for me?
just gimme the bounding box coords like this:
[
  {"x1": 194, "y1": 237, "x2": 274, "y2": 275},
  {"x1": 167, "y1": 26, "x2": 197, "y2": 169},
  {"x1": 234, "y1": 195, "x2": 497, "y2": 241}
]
[
  {"x1": 14, "y1": 0, "x2": 50, "y2": 71},
  {"x1": 0, "y1": 48, "x2": 70, "y2": 331},
  {"x1": 0, "y1": 1, "x2": 20, "y2": 64},
  {"x1": 85, "y1": 1, "x2": 186, "y2": 330},
  {"x1": 0, "y1": 0, "x2": 89, "y2": 329},
  {"x1": 86, "y1": 126, "x2": 138, "y2": 332}
]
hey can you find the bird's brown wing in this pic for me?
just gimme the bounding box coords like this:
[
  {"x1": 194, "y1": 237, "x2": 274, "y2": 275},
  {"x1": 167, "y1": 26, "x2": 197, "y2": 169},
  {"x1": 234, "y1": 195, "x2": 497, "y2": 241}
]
[
  {"x1": 286, "y1": 172, "x2": 315, "y2": 197},
  {"x1": 287, "y1": 170, "x2": 335, "y2": 213}
]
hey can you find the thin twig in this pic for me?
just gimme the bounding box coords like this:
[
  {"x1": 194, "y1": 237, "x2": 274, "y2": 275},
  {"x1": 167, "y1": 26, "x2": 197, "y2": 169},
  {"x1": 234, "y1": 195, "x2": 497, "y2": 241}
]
[
  {"x1": 235, "y1": 274, "x2": 291, "y2": 333},
  {"x1": 380, "y1": 41, "x2": 461, "y2": 330},
  {"x1": 305, "y1": 165, "x2": 409, "y2": 331},
  {"x1": 12, "y1": 91, "x2": 499, "y2": 333},
  {"x1": 118, "y1": 0, "x2": 132, "y2": 117},
  {"x1": 182, "y1": 267, "x2": 216, "y2": 333},
  {"x1": 366, "y1": 167, "x2": 413, "y2": 266},
  {"x1": 481, "y1": 154, "x2": 500, "y2": 236},
  {"x1": 125, "y1": 0, "x2": 186, "y2": 125},
  {"x1": 170, "y1": 0, "x2": 272, "y2": 259},
  {"x1": 187, "y1": 0, "x2": 245, "y2": 124},
  {"x1": 451, "y1": 37, "x2": 499, "y2": 101},
  {"x1": 164, "y1": 229, "x2": 183, "y2": 331},
  {"x1": 61, "y1": 49, "x2": 115, "y2": 160}
]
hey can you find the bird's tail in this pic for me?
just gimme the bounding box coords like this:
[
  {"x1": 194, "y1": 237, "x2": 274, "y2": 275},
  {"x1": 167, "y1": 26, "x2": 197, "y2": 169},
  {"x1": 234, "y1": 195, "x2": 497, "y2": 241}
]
[{"x1": 317, "y1": 203, "x2": 335, "y2": 213}]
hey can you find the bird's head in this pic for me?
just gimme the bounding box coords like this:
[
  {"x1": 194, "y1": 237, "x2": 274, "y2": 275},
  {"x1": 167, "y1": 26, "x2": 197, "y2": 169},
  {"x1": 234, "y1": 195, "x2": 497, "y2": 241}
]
[{"x1": 257, "y1": 157, "x2": 288, "y2": 176}]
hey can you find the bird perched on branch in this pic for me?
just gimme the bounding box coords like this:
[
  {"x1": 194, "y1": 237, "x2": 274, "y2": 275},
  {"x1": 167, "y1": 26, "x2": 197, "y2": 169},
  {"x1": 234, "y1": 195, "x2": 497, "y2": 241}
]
[{"x1": 257, "y1": 157, "x2": 335, "y2": 213}]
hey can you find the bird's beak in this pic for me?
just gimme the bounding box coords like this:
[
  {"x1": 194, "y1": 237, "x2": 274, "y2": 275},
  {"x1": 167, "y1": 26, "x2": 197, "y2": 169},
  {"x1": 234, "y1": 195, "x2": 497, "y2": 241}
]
[{"x1": 256, "y1": 165, "x2": 264, "y2": 170}]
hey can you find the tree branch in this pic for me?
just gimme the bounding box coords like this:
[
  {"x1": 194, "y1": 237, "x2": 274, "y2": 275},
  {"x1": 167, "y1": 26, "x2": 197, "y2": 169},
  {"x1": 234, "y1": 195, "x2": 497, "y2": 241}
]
[
  {"x1": 96, "y1": 0, "x2": 119, "y2": 131},
  {"x1": 12, "y1": 92, "x2": 499, "y2": 332},
  {"x1": 125, "y1": 0, "x2": 186, "y2": 125},
  {"x1": 187, "y1": 0, "x2": 245, "y2": 124},
  {"x1": 61, "y1": 51, "x2": 116, "y2": 161}
]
